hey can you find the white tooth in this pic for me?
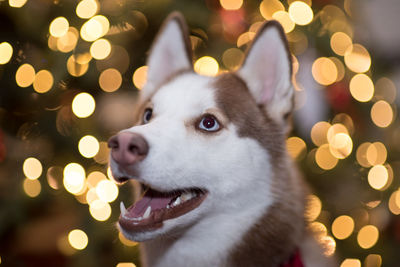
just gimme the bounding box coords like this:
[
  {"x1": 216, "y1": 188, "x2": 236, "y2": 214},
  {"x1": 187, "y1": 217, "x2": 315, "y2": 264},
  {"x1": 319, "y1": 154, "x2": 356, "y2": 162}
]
[
  {"x1": 181, "y1": 194, "x2": 188, "y2": 202},
  {"x1": 173, "y1": 197, "x2": 182, "y2": 206},
  {"x1": 120, "y1": 201, "x2": 127, "y2": 216},
  {"x1": 166, "y1": 204, "x2": 170, "y2": 209},
  {"x1": 143, "y1": 206, "x2": 151, "y2": 219}
]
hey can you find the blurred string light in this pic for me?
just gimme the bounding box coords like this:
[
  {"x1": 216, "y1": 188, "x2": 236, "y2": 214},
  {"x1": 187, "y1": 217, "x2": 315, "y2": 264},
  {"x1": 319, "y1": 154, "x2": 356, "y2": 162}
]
[
  {"x1": 89, "y1": 199, "x2": 111, "y2": 221},
  {"x1": 305, "y1": 194, "x2": 322, "y2": 222},
  {"x1": 132, "y1": 66, "x2": 148, "y2": 90},
  {"x1": 63, "y1": 163, "x2": 86, "y2": 195},
  {"x1": 370, "y1": 100, "x2": 393, "y2": 128},
  {"x1": 49, "y1": 17, "x2": 69, "y2": 38},
  {"x1": 116, "y1": 263, "x2": 137, "y2": 267},
  {"x1": 340, "y1": 259, "x2": 361, "y2": 267},
  {"x1": 332, "y1": 215, "x2": 354, "y2": 240},
  {"x1": 90, "y1": 38, "x2": 111, "y2": 60},
  {"x1": 286, "y1": 136, "x2": 306, "y2": 160},
  {"x1": 364, "y1": 255, "x2": 382, "y2": 267},
  {"x1": 23, "y1": 157, "x2": 42, "y2": 180},
  {"x1": 78, "y1": 135, "x2": 100, "y2": 158},
  {"x1": 222, "y1": 48, "x2": 244, "y2": 70},
  {"x1": 68, "y1": 229, "x2": 88, "y2": 250},
  {"x1": 8, "y1": 0, "x2": 27, "y2": 8},
  {"x1": 33, "y1": 70, "x2": 54, "y2": 93},
  {"x1": 330, "y1": 32, "x2": 352, "y2": 56},
  {"x1": 344, "y1": 44, "x2": 371, "y2": 73},
  {"x1": 288, "y1": 1, "x2": 313, "y2": 26},
  {"x1": 349, "y1": 74, "x2": 374, "y2": 102},
  {"x1": 76, "y1": 0, "x2": 98, "y2": 19},
  {"x1": 23, "y1": 178, "x2": 41, "y2": 197},
  {"x1": 194, "y1": 56, "x2": 219, "y2": 76},
  {"x1": 312, "y1": 57, "x2": 338, "y2": 86},
  {"x1": 15, "y1": 63, "x2": 35, "y2": 87},
  {"x1": 80, "y1": 15, "x2": 109, "y2": 42},
  {"x1": 272, "y1": 11, "x2": 295, "y2": 33},
  {"x1": 357, "y1": 225, "x2": 379, "y2": 249},
  {"x1": 0, "y1": 42, "x2": 13, "y2": 64},
  {"x1": 67, "y1": 53, "x2": 91, "y2": 77},
  {"x1": 57, "y1": 27, "x2": 79, "y2": 53},
  {"x1": 99, "y1": 68, "x2": 122, "y2": 92},
  {"x1": 259, "y1": 0, "x2": 284, "y2": 20},
  {"x1": 118, "y1": 232, "x2": 137, "y2": 247},
  {"x1": 219, "y1": 0, "x2": 243, "y2": 11},
  {"x1": 72, "y1": 92, "x2": 96, "y2": 118}
]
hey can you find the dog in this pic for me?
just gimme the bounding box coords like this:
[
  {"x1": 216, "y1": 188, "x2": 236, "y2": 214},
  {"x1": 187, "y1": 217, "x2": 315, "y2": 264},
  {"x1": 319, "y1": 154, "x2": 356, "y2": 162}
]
[{"x1": 108, "y1": 12, "x2": 335, "y2": 267}]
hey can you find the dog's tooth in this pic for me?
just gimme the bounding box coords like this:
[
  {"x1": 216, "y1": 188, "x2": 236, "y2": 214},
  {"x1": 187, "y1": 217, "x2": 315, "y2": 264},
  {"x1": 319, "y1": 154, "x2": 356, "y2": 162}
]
[
  {"x1": 120, "y1": 201, "x2": 127, "y2": 216},
  {"x1": 143, "y1": 206, "x2": 151, "y2": 219},
  {"x1": 173, "y1": 197, "x2": 182, "y2": 206}
]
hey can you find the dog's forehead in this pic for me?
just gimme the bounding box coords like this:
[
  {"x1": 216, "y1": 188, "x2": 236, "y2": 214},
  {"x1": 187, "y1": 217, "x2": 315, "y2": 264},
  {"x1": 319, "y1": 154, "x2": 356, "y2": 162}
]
[{"x1": 151, "y1": 73, "x2": 216, "y2": 116}]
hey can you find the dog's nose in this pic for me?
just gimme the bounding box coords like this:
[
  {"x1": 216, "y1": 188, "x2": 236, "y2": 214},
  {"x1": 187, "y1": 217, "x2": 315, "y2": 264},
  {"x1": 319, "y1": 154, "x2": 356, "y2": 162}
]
[{"x1": 108, "y1": 132, "x2": 149, "y2": 166}]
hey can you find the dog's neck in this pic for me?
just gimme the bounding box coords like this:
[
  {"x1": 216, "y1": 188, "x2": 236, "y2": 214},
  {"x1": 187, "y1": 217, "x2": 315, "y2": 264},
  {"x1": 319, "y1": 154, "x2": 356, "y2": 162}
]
[{"x1": 139, "y1": 193, "x2": 305, "y2": 267}]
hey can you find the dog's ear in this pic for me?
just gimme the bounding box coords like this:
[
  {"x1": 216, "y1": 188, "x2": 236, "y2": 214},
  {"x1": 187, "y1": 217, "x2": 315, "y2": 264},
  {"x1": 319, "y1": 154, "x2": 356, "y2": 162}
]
[
  {"x1": 143, "y1": 12, "x2": 192, "y2": 99},
  {"x1": 237, "y1": 21, "x2": 293, "y2": 126}
]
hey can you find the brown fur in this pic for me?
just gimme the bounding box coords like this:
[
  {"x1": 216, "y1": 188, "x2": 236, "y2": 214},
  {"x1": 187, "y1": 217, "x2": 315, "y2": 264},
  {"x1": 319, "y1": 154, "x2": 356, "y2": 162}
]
[{"x1": 214, "y1": 73, "x2": 307, "y2": 267}]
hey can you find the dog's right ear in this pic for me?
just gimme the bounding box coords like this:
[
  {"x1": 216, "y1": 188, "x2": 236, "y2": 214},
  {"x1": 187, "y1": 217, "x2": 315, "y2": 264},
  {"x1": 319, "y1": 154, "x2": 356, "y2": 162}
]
[{"x1": 142, "y1": 12, "x2": 193, "y2": 99}]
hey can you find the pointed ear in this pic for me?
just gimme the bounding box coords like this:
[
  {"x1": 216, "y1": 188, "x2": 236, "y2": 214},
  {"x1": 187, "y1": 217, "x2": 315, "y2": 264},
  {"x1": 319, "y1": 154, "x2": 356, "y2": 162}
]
[
  {"x1": 237, "y1": 21, "x2": 293, "y2": 126},
  {"x1": 142, "y1": 12, "x2": 193, "y2": 99}
]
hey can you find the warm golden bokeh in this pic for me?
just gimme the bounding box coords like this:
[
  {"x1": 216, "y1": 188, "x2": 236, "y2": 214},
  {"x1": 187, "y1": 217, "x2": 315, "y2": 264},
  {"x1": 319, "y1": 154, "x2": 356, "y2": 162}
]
[
  {"x1": 63, "y1": 163, "x2": 86, "y2": 195},
  {"x1": 272, "y1": 11, "x2": 295, "y2": 33},
  {"x1": 330, "y1": 32, "x2": 352, "y2": 56},
  {"x1": 288, "y1": 1, "x2": 313, "y2": 26},
  {"x1": 259, "y1": 0, "x2": 285, "y2": 20},
  {"x1": 67, "y1": 54, "x2": 90, "y2": 77},
  {"x1": 220, "y1": 0, "x2": 243, "y2": 10},
  {"x1": 311, "y1": 121, "x2": 331, "y2": 146},
  {"x1": 194, "y1": 56, "x2": 219, "y2": 76},
  {"x1": 364, "y1": 254, "x2": 382, "y2": 267},
  {"x1": 90, "y1": 38, "x2": 111, "y2": 60},
  {"x1": 132, "y1": 66, "x2": 148, "y2": 90},
  {"x1": 0, "y1": 42, "x2": 13, "y2": 64},
  {"x1": 89, "y1": 199, "x2": 112, "y2": 221},
  {"x1": 99, "y1": 68, "x2": 122, "y2": 92},
  {"x1": 76, "y1": 0, "x2": 98, "y2": 19},
  {"x1": 340, "y1": 259, "x2": 361, "y2": 267},
  {"x1": 344, "y1": 44, "x2": 371, "y2": 73},
  {"x1": 23, "y1": 178, "x2": 41, "y2": 197},
  {"x1": 72, "y1": 92, "x2": 96, "y2": 118},
  {"x1": 315, "y1": 144, "x2": 338, "y2": 170},
  {"x1": 370, "y1": 100, "x2": 393, "y2": 128},
  {"x1": 349, "y1": 74, "x2": 374, "y2": 102},
  {"x1": 368, "y1": 165, "x2": 389, "y2": 190},
  {"x1": 80, "y1": 15, "x2": 109, "y2": 42},
  {"x1": 332, "y1": 215, "x2": 354, "y2": 240},
  {"x1": 33, "y1": 70, "x2": 54, "y2": 93},
  {"x1": 357, "y1": 225, "x2": 379, "y2": 249},
  {"x1": 311, "y1": 57, "x2": 338, "y2": 86},
  {"x1": 78, "y1": 135, "x2": 100, "y2": 158},
  {"x1": 286, "y1": 136, "x2": 307, "y2": 160},
  {"x1": 49, "y1": 17, "x2": 69, "y2": 38},
  {"x1": 305, "y1": 195, "x2": 322, "y2": 221},
  {"x1": 16, "y1": 63, "x2": 35, "y2": 87},
  {"x1": 68, "y1": 229, "x2": 88, "y2": 250},
  {"x1": 23, "y1": 157, "x2": 43, "y2": 180}
]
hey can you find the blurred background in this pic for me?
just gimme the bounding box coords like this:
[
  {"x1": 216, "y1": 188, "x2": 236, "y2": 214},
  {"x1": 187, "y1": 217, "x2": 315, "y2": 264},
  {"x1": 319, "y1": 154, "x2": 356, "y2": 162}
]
[{"x1": 0, "y1": 0, "x2": 400, "y2": 266}]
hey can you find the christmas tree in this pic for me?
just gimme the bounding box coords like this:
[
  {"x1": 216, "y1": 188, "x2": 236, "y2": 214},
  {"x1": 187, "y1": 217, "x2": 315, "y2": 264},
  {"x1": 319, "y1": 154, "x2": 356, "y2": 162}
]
[{"x1": 0, "y1": 0, "x2": 399, "y2": 266}]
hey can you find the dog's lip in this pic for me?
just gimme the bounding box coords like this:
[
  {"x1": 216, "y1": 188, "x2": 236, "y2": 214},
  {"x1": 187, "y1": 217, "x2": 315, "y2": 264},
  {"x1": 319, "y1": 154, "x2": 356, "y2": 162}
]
[{"x1": 118, "y1": 184, "x2": 208, "y2": 233}]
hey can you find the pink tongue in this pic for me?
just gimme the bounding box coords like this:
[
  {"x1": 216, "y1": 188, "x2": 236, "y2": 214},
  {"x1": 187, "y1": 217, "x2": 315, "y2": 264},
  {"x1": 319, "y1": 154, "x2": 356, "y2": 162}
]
[{"x1": 127, "y1": 189, "x2": 176, "y2": 218}]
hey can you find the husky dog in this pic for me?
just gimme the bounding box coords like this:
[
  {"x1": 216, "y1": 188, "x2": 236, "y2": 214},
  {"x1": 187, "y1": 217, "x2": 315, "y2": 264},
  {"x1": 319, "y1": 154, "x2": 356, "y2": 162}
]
[{"x1": 108, "y1": 12, "x2": 334, "y2": 267}]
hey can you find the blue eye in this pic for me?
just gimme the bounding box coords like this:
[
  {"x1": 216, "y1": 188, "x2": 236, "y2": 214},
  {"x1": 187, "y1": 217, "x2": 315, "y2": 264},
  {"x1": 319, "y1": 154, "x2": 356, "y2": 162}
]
[
  {"x1": 143, "y1": 108, "x2": 152, "y2": 124},
  {"x1": 199, "y1": 115, "x2": 220, "y2": 132}
]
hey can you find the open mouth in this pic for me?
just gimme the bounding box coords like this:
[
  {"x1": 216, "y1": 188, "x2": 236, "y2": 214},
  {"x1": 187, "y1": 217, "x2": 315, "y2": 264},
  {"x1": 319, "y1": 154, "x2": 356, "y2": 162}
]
[{"x1": 119, "y1": 184, "x2": 208, "y2": 232}]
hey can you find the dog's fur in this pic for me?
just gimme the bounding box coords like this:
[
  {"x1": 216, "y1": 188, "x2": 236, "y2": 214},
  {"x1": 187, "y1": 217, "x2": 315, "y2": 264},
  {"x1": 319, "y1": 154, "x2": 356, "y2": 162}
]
[{"x1": 109, "y1": 13, "x2": 335, "y2": 267}]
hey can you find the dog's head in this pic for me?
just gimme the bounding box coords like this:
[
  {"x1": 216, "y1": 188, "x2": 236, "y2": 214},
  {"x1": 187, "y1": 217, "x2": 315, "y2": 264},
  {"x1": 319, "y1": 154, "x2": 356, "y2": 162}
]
[{"x1": 109, "y1": 13, "x2": 294, "y2": 242}]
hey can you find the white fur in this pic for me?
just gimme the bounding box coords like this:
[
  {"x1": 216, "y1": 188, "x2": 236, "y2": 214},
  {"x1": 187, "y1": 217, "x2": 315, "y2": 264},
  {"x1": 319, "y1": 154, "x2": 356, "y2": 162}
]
[{"x1": 113, "y1": 73, "x2": 275, "y2": 266}]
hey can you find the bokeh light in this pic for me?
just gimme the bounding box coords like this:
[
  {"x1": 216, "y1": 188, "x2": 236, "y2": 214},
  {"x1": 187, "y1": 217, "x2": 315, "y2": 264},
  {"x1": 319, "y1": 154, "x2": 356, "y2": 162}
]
[
  {"x1": 311, "y1": 57, "x2": 338, "y2": 86},
  {"x1": 366, "y1": 142, "x2": 387, "y2": 166},
  {"x1": 72, "y1": 92, "x2": 96, "y2": 118},
  {"x1": 329, "y1": 133, "x2": 353, "y2": 159},
  {"x1": 63, "y1": 163, "x2": 86, "y2": 195},
  {"x1": 99, "y1": 68, "x2": 122, "y2": 92},
  {"x1": 194, "y1": 56, "x2": 219, "y2": 76},
  {"x1": 78, "y1": 135, "x2": 100, "y2": 158},
  {"x1": 368, "y1": 165, "x2": 389, "y2": 190},
  {"x1": 67, "y1": 54, "x2": 90, "y2": 77},
  {"x1": 49, "y1": 17, "x2": 69, "y2": 38},
  {"x1": 364, "y1": 254, "x2": 382, "y2": 267},
  {"x1": 90, "y1": 38, "x2": 111, "y2": 60},
  {"x1": 315, "y1": 144, "x2": 338, "y2": 170},
  {"x1": 57, "y1": 27, "x2": 79, "y2": 53},
  {"x1": 23, "y1": 157, "x2": 43, "y2": 180},
  {"x1": 305, "y1": 195, "x2": 322, "y2": 221},
  {"x1": 222, "y1": 48, "x2": 244, "y2": 70},
  {"x1": 96, "y1": 180, "x2": 118, "y2": 203},
  {"x1": 9, "y1": 0, "x2": 27, "y2": 8},
  {"x1": 357, "y1": 225, "x2": 379, "y2": 249},
  {"x1": 259, "y1": 0, "x2": 284, "y2": 20},
  {"x1": 311, "y1": 121, "x2": 330, "y2": 146},
  {"x1": 272, "y1": 11, "x2": 295, "y2": 33},
  {"x1": 332, "y1": 215, "x2": 354, "y2": 240},
  {"x1": 288, "y1": 1, "x2": 313, "y2": 26},
  {"x1": 15, "y1": 63, "x2": 35, "y2": 87},
  {"x1": 89, "y1": 199, "x2": 112, "y2": 221},
  {"x1": 23, "y1": 178, "x2": 41, "y2": 197},
  {"x1": 132, "y1": 66, "x2": 148, "y2": 90},
  {"x1": 68, "y1": 229, "x2": 88, "y2": 250},
  {"x1": 375, "y1": 77, "x2": 397, "y2": 103},
  {"x1": 80, "y1": 15, "x2": 109, "y2": 42},
  {"x1": 341, "y1": 259, "x2": 361, "y2": 267},
  {"x1": 330, "y1": 32, "x2": 352, "y2": 56},
  {"x1": 33, "y1": 70, "x2": 54, "y2": 93},
  {"x1": 76, "y1": 0, "x2": 98, "y2": 19},
  {"x1": 349, "y1": 74, "x2": 374, "y2": 102},
  {"x1": 388, "y1": 190, "x2": 400, "y2": 215},
  {"x1": 116, "y1": 263, "x2": 137, "y2": 267},
  {"x1": 344, "y1": 44, "x2": 371, "y2": 73},
  {"x1": 370, "y1": 100, "x2": 393, "y2": 128},
  {"x1": 0, "y1": 42, "x2": 13, "y2": 64},
  {"x1": 220, "y1": 0, "x2": 243, "y2": 10},
  {"x1": 118, "y1": 232, "x2": 138, "y2": 247},
  {"x1": 286, "y1": 136, "x2": 306, "y2": 160}
]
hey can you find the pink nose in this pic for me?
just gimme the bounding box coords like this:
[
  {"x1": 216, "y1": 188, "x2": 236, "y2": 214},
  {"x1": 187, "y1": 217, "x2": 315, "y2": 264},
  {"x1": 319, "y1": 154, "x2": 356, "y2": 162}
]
[{"x1": 108, "y1": 132, "x2": 149, "y2": 166}]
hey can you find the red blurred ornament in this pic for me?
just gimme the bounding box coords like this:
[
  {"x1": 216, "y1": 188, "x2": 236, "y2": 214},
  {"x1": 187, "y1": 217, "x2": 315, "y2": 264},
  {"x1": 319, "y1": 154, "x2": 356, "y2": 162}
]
[
  {"x1": 326, "y1": 82, "x2": 351, "y2": 112},
  {"x1": 219, "y1": 8, "x2": 246, "y2": 43}
]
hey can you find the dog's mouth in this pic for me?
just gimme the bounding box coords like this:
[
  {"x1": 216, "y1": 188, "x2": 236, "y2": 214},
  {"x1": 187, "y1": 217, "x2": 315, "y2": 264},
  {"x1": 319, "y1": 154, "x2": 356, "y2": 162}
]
[{"x1": 118, "y1": 183, "x2": 208, "y2": 233}]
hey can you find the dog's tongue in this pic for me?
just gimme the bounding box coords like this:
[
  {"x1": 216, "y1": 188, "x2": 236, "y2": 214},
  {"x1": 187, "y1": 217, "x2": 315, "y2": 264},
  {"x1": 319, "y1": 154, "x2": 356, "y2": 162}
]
[{"x1": 127, "y1": 189, "x2": 175, "y2": 217}]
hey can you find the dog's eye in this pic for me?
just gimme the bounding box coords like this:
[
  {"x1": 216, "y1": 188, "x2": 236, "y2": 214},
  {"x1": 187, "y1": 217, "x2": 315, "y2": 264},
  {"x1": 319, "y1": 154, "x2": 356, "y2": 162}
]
[
  {"x1": 198, "y1": 115, "x2": 220, "y2": 132},
  {"x1": 143, "y1": 108, "x2": 153, "y2": 124}
]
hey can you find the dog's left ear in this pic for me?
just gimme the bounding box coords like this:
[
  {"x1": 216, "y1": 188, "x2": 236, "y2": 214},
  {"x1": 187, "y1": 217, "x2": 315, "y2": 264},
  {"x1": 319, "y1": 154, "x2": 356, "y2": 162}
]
[
  {"x1": 237, "y1": 21, "x2": 293, "y2": 126},
  {"x1": 142, "y1": 12, "x2": 193, "y2": 100}
]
